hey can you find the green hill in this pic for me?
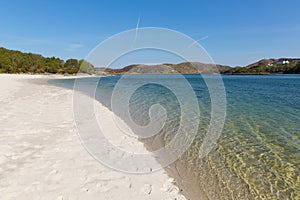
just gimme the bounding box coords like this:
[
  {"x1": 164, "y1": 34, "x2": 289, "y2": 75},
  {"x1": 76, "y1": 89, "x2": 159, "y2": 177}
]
[{"x1": 223, "y1": 58, "x2": 300, "y2": 74}]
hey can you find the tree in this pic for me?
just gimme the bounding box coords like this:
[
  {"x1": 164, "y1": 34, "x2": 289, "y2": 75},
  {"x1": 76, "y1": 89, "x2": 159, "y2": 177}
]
[
  {"x1": 64, "y1": 59, "x2": 79, "y2": 69},
  {"x1": 78, "y1": 59, "x2": 95, "y2": 74}
]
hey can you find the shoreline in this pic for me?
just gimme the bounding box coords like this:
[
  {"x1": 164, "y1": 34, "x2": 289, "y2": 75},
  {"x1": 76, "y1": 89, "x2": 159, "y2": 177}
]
[
  {"x1": 0, "y1": 74, "x2": 186, "y2": 200},
  {"x1": 46, "y1": 74, "x2": 208, "y2": 200}
]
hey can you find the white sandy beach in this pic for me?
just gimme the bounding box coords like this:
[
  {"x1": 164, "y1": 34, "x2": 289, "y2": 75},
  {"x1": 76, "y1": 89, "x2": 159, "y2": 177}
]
[{"x1": 0, "y1": 74, "x2": 186, "y2": 200}]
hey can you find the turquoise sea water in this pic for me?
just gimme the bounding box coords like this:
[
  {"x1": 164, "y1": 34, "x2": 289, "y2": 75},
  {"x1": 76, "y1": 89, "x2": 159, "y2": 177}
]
[{"x1": 49, "y1": 74, "x2": 300, "y2": 199}]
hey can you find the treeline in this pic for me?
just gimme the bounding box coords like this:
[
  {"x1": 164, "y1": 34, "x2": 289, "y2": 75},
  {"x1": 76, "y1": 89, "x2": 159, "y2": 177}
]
[{"x1": 0, "y1": 47, "x2": 94, "y2": 74}]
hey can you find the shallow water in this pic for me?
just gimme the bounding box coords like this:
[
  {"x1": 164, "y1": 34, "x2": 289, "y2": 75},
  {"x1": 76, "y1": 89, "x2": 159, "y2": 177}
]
[{"x1": 49, "y1": 74, "x2": 300, "y2": 199}]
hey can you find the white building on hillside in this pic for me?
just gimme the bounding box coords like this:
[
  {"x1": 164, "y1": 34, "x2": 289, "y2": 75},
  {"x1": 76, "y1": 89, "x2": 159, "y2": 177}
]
[{"x1": 276, "y1": 60, "x2": 289, "y2": 65}]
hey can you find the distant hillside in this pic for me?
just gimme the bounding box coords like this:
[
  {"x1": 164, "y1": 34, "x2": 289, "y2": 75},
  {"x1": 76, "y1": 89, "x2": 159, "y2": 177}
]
[
  {"x1": 0, "y1": 46, "x2": 299, "y2": 75},
  {"x1": 95, "y1": 62, "x2": 231, "y2": 75},
  {"x1": 95, "y1": 59, "x2": 300, "y2": 75},
  {"x1": 0, "y1": 47, "x2": 94, "y2": 74},
  {"x1": 224, "y1": 58, "x2": 300, "y2": 74}
]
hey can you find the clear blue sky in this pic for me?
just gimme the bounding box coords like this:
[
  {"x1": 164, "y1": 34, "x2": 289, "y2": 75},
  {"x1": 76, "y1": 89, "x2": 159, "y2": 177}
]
[{"x1": 0, "y1": 0, "x2": 299, "y2": 66}]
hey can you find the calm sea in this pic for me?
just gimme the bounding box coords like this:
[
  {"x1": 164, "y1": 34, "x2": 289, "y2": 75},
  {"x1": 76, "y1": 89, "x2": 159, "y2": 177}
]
[{"x1": 49, "y1": 74, "x2": 300, "y2": 199}]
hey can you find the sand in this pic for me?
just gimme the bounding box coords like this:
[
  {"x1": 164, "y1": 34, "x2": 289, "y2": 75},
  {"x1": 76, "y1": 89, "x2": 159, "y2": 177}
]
[{"x1": 0, "y1": 74, "x2": 186, "y2": 200}]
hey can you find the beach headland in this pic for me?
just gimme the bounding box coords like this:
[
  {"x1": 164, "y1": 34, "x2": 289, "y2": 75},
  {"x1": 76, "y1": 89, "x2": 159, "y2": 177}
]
[{"x1": 0, "y1": 74, "x2": 186, "y2": 200}]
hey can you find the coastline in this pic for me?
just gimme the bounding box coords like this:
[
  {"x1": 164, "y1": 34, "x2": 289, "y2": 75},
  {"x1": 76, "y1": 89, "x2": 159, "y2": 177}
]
[
  {"x1": 46, "y1": 74, "x2": 209, "y2": 200},
  {"x1": 46, "y1": 74, "x2": 210, "y2": 200},
  {"x1": 0, "y1": 74, "x2": 186, "y2": 200}
]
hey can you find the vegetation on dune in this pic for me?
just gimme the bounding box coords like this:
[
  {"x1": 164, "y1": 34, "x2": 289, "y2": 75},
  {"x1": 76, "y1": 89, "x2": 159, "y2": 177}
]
[{"x1": 0, "y1": 47, "x2": 94, "y2": 74}]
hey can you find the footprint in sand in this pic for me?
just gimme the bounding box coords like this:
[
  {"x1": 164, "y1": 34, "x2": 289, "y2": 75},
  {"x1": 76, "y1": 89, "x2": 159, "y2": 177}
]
[{"x1": 140, "y1": 184, "x2": 152, "y2": 195}]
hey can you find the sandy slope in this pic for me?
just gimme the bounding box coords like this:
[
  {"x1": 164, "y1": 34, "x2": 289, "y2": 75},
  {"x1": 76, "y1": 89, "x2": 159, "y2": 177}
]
[{"x1": 0, "y1": 74, "x2": 186, "y2": 200}]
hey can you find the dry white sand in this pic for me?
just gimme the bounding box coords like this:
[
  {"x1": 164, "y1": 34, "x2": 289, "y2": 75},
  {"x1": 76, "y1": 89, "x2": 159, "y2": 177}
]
[{"x1": 0, "y1": 74, "x2": 186, "y2": 200}]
